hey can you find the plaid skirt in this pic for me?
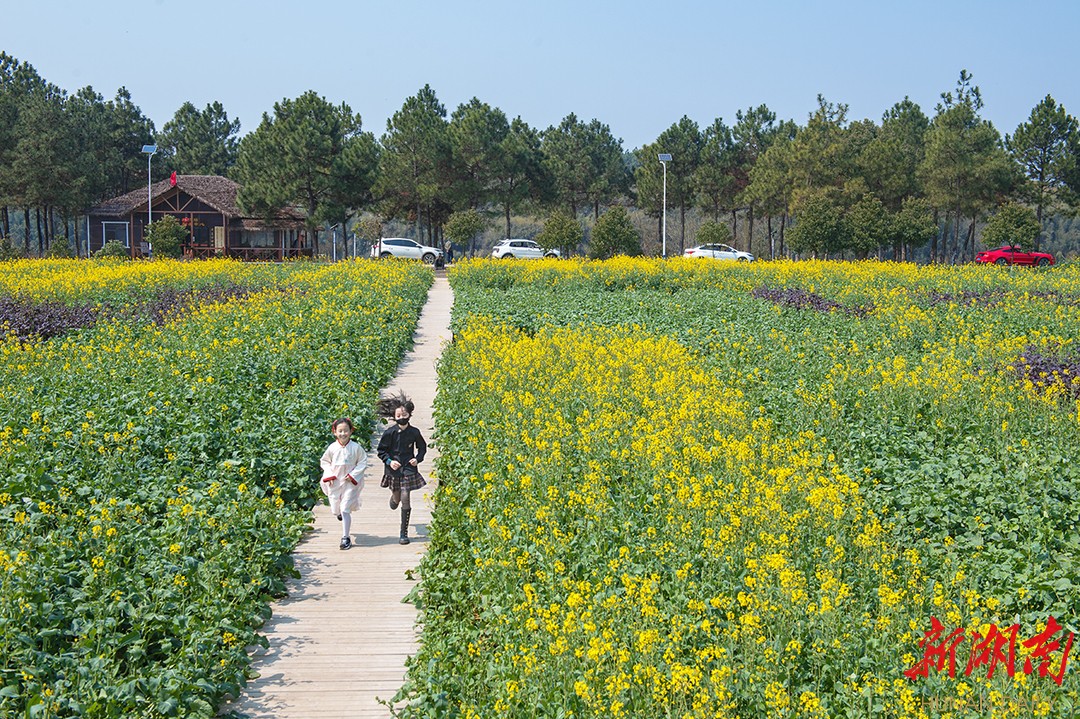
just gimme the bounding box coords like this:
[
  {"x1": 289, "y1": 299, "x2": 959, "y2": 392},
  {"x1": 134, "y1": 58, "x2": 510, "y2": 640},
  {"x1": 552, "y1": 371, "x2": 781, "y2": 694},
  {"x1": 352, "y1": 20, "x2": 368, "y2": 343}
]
[{"x1": 384, "y1": 465, "x2": 427, "y2": 493}]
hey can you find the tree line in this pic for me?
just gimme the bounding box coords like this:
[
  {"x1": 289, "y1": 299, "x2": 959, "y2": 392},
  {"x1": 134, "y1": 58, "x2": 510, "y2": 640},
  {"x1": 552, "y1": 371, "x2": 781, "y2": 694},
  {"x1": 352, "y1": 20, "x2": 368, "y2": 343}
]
[{"x1": 2, "y1": 51, "x2": 1078, "y2": 261}]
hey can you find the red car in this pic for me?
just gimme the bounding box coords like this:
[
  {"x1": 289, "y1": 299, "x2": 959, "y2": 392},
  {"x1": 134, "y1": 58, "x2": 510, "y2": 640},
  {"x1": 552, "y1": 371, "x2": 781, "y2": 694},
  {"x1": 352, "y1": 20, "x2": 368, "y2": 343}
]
[{"x1": 975, "y1": 245, "x2": 1054, "y2": 266}]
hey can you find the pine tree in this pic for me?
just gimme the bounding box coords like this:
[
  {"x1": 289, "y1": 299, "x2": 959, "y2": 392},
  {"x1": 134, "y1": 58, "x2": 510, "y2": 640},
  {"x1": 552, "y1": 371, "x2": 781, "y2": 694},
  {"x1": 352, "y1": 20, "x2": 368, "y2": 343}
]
[
  {"x1": 158, "y1": 101, "x2": 240, "y2": 176},
  {"x1": 1006, "y1": 95, "x2": 1079, "y2": 250},
  {"x1": 235, "y1": 90, "x2": 378, "y2": 255}
]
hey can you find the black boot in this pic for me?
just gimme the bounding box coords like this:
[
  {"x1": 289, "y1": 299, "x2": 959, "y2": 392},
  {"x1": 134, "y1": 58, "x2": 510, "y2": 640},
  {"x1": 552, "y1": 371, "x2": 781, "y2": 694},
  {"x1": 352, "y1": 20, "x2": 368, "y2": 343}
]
[{"x1": 399, "y1": 507, "x2": 411, "y2": 545}]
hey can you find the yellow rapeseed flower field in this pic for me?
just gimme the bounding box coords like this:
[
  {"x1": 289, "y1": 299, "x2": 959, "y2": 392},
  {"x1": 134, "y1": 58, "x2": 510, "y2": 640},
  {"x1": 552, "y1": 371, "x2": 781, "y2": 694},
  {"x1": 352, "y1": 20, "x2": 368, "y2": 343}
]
[
  {"x1": 405, "y1": 257, "x2": 1079, "y2": 718},
  {"x1": 0, "y1": 257, "x2": 432, "y2": 717}
]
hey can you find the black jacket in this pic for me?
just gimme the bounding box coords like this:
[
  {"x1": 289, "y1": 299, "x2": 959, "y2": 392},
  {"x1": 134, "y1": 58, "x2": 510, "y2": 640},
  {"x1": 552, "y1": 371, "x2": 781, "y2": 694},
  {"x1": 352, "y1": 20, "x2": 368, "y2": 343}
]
[{"x1": 377, "y1": 424, "x2": 427, "y2": 468}]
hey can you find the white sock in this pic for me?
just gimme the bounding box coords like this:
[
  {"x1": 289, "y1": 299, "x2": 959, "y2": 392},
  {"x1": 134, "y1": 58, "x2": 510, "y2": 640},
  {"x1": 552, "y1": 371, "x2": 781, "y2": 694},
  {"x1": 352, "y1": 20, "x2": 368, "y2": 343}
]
[{"x1": 342, "y1": 512, "x2": 352, "y2": 537}]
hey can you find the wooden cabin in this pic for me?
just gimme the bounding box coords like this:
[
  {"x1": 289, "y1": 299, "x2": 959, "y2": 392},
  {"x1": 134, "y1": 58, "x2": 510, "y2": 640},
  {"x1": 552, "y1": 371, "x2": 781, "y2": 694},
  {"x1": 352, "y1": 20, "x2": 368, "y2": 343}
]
[{"x1": 85, "y1": 175, "x2": 313, "y2": 260}]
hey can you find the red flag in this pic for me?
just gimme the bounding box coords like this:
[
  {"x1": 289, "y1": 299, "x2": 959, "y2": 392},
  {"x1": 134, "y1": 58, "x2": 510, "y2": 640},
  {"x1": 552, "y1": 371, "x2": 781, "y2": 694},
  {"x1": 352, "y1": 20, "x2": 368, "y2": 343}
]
[{"x1": 169, "y1": 171, "x2": 177, "y2": 187}]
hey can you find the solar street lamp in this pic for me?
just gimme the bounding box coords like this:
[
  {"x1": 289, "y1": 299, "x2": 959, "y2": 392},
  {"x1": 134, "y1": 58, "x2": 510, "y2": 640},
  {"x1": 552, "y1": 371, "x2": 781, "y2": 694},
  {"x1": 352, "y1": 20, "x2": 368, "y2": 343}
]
[
  {"x1": 141, "y1": 145, "x2": 156, "y2": 226},
  {"x1": 658, "y1": 153, "x2": 671, "y2": 258},
  {"x1": 141, "y1": 145, "x2": 157, "y2": 256},
  {"x1": 330, "y1": 223, "x2": 341, "y2": 262}
]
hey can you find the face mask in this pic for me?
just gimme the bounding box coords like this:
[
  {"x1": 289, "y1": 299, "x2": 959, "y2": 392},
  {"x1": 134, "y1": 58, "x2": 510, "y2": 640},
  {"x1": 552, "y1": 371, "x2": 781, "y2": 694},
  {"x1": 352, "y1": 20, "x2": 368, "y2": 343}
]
[{"x1": 395, "y1": 417, "x2": 410, "y2": 425}]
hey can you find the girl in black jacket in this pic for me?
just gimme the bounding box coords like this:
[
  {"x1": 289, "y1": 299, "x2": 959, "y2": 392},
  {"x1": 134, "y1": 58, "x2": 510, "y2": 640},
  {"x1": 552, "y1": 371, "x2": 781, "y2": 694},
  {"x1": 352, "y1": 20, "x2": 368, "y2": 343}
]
[{"x1": 376, "y1": 396, "x2": 427, "y2": 545}]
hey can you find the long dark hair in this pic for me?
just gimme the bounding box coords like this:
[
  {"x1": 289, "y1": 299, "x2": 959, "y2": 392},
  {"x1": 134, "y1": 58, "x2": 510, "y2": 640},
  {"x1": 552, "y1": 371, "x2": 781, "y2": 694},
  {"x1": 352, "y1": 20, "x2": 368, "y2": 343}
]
[{"x1": 376, "y1": 390, "x2": 414, "y2": 419}]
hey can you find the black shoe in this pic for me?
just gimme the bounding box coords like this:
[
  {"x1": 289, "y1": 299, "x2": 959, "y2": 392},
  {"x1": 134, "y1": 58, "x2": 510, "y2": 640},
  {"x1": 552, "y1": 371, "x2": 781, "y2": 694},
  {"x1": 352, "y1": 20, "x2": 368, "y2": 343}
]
[
  {"x1": 336, "y1": 514, "x2": 342, "y2": 521},
  {"x1": 399, "y1": 535, "x2": 410, "y2": 545},
  {"x1": 339, "y1": 536, "x2": 351, "y2": 550}
]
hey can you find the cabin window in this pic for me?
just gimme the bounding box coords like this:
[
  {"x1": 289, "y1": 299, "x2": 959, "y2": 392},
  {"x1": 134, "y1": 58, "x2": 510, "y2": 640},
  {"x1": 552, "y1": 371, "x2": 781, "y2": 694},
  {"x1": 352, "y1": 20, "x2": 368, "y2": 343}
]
[
  {"x1": 239, "y1": 230, "x2": 277, "y2": 248},
  {"x1": 102, "y1": 222, "x2": 130, "y2": 248},
  {"x1": 191, "y1": 224, "x2": 211, "y2": 246}
]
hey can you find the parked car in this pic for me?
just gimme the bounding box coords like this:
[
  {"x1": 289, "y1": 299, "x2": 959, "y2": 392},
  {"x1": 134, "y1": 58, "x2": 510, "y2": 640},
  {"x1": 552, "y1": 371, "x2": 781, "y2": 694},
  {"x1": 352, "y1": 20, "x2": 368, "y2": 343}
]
[
  {"x1": 491, "y1": 239, "x2": 561, "y2": 259},
  {"x1": 371, "y1": 238, "x2": 443, "y2": 264},
  {"x1": 975, "y1": 245, "x2": 1054, "y2": 266},
  {"x1": 683, "y1": 243, "x2": 755, "y2": 262}
]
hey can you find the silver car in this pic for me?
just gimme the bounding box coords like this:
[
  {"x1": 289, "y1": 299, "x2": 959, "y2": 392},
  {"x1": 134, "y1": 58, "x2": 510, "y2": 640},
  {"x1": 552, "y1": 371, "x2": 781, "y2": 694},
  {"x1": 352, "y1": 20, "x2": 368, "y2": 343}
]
[
  {"x1": 491, "y1": 239, "x2": 561, "y2": 259},
  {"x1": 371, "y1": 238, "x2": 444, "y2": 264},
  {"x1": 683, "y1": 243, "x2": 754, "y2": 262}
]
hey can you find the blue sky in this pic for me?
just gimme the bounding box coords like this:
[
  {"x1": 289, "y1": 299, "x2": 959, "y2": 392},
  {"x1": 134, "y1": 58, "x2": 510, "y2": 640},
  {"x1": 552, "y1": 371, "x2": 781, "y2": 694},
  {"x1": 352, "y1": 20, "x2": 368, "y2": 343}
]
[{"x1": 3, "y1": 0, "x2": 1078, "y2": 150}]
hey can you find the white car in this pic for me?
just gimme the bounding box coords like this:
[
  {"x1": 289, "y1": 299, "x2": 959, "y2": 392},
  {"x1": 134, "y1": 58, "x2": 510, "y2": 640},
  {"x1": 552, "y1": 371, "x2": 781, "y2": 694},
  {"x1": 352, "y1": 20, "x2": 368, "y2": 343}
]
[
  {"x1": 683, "y1": 243, "x2": 754, "y2": 262},
  {"x1": 371, "y1": 238, "x2": 444, "y2": 264},
  {"x1": 491, "y1": 239, "x2": 561, "y2": 259}
]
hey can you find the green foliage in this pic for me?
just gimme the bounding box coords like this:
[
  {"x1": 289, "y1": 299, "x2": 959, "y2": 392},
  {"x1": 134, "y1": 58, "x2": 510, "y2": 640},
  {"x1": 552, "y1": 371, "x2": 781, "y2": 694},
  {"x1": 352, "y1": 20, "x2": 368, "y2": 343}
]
[
  {"x1": 157, "y1": 100, "x2": 240, "y2": 176},
  {"x1": 106, "y1": 88, "x2": 157, "y2": 195},
  {"x1": 492, "y1": 118, "x2": 551, "y2": 238},
  {"x1": 376, "y1": 85, "x2": 450, "y2": 238},
  {"x1": 448, "y1": 98, "x2": 509, "y2": 211},
  {"x1": 5, "y1": 51, "x2": 1080, "y2": 268},
  {"x1": 700, "y1": 104, "x2": 787, "y2": 233},
  {"x1": 743, "y1": 97, "x2": 858, "y2": 225},
  {"x1": 891, "y1": 196, "x2": 937, "y2": 250},
  {"x1": 652, "y1": 117, "x2": 701, "y2": 246},
  {"x1": 235, "y1": 90, "x2": 379, "y2": 253},
  {"x1": 588, "y1": 205, "x2": 641, "y2": 259},
  {"x1": 94, "y1": 240, "x2": 129, "y2": 259},
  {"x1": 444, "y1": 209, "x2": 488, "y2": 247},
  {"x1": 353, "y1": 215, "x2": 383, "y2": 243},
  {"x1": 844, "y1": 194, "x2": 890, "y2": 257},
  {"x1": 792, "y1": 96, "x2": 855, "y2": 197},
  {"x1": 535, "y1": 210, "x2": 582, "y2": 255},
  {"x1": 45, "y1": 239, "x2": 75, "y2": 258},
  {"x1": 858, "y1": 98, "x2": 929, "y2": 211},
  {"x1": 695, "y1": 219, "x2": 732, "y2": 246},
  {"x1": 743, "y1": 133, "x2": 795, "y2": 217},
  {"x1": 787, "y1": 192, "x2": 844, "y2": 256},
  {"x1": 1006, "y1": 94, "x2": 1079, "y2": 250},
  {"x1": 1066, "y1": 131, "x2": 1080, "y2": 202},
  {"x1": 0, "y1": 235, "x2": 25, "y2": 260},
  {"x1": 983, "y1": 202, "x2": 1041, "y2": 249},
  {"x1": 144, "y1": 215, "x2": 188, "y2": 258},
  {"x1": 919, "y1": 72, "x2": 1018, "y2": 233},
  {"x1": 542, "y1": 114, "x2": 626, "y2": 218},
  {"x1": 694, "y1": 118, "x2": 739, "y2": 221},
  {"x1": 632, "y1": 142, "x2": 665, "y2": 219}
]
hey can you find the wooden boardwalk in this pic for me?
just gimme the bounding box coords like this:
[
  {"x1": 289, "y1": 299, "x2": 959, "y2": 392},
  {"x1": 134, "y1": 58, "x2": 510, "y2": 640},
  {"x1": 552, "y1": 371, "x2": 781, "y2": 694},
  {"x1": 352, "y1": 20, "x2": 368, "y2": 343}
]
[{"x1": 227, "y1": 275, "x2": 453, "y2": 719}]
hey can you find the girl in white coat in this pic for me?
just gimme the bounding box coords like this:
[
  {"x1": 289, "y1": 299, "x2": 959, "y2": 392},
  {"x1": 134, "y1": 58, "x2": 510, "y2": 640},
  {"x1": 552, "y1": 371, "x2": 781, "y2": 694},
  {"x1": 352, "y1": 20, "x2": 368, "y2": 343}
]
[{"x1": 320, "y1": 418, "x2": 367, "y2": 550}]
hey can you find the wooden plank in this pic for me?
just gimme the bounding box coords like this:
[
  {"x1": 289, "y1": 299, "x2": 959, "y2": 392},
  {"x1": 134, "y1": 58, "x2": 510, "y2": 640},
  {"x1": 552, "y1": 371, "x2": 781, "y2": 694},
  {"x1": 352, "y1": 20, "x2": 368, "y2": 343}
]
[{"x1": 226, "y1": 275, "x2": 453, "y2": 718}]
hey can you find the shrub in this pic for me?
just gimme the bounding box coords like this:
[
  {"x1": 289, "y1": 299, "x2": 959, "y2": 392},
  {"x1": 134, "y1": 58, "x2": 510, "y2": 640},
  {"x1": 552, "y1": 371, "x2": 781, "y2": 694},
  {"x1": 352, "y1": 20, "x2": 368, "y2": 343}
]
[
  {"x1": 95, "y1": 240, "x2": 129, "y2": 259},
  {"x1": 145, "y1": 216, "x2": 187, "y2": 259},
  {"x1": 354, "y1": 215, "x2": 384, "y2": 257},
  {"x1": 588, "y1": 205, "x2": 641, "y2": 259},
  {"x1": 982, "y1": 202, "x2": 1041, "y2": 250},
  {"x1": 445, "y1": 210, "x2": 489, "y2": 250},
  {"x1": 45, "y1": 240, "x2": 76, "y2": 259},
  {"x1": 0, "y1": 236, "x2": 25, "y2": 261},
  {"x1": 788, "y1": 192, "x2": 844, "y2": 256},
  {"x1": 536, "y1": 210, "x2": 583, "y2": 257},
  {"x1": 695, "y1": 220, "x2": 733, "y2": 246}
]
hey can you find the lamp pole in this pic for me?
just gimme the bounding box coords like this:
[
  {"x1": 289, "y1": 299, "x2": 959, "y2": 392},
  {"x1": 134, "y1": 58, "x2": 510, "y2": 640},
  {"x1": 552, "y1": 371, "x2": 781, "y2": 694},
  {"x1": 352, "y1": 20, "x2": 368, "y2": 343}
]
[
  {"x1": 658, "y1": 153, "x2": 671, "y2": 258},
  {"x1": 141, "y1": 145, "x2": 157, "y2": 254},
  {"x1": 329, "y1": 223, "x2": 341, "y2": 262}
]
